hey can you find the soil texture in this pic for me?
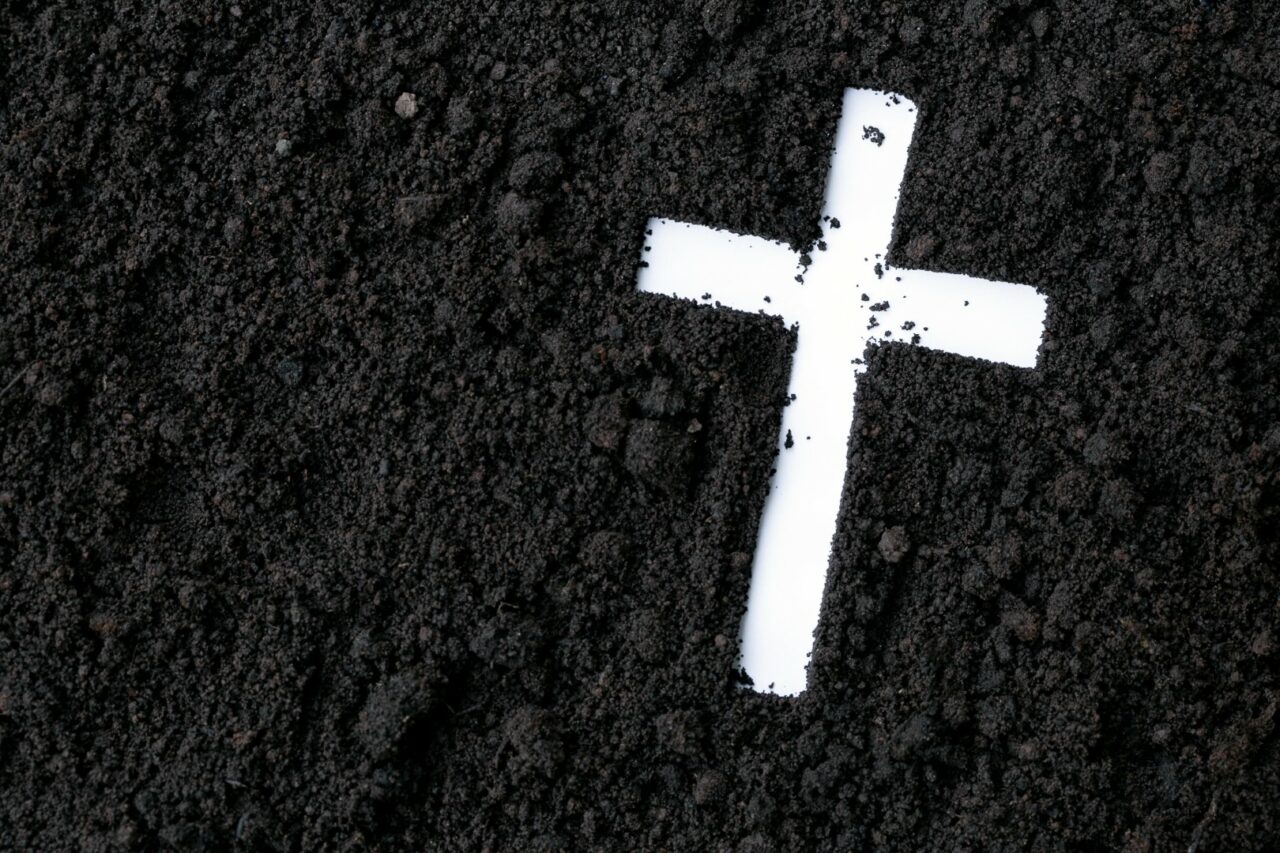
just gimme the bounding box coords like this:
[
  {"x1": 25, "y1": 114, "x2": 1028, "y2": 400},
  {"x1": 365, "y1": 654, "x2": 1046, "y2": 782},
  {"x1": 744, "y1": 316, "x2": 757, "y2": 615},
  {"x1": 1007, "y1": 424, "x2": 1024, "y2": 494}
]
[{"x1": 2, "y1": 1, "x2": 1279, "y2": 850}]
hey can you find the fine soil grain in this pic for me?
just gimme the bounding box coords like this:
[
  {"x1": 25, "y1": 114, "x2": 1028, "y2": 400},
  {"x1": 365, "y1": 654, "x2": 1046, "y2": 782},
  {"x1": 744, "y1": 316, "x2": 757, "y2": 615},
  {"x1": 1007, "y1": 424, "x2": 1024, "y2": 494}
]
[{"x1": 3, "y1": 1, "x2": 1279, "y2": 850}]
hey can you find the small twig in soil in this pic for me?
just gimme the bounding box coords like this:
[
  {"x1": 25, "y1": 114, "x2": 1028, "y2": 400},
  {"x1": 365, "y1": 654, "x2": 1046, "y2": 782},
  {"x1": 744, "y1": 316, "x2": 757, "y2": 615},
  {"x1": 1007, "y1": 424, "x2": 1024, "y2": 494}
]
[
  {"x1": 1187, "y1": 791, "x2": 1218, "y2": 853},
  {"x1": 1, "y1": 363, "x2": 33, "y2": 397}
]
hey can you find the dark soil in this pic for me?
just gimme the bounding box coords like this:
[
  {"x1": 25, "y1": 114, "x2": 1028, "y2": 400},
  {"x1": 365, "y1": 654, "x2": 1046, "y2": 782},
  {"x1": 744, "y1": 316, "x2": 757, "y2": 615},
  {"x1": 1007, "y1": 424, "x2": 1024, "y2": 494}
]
[{"x1": 3, "y1": 1, "x2": 1279, "y2": 850}]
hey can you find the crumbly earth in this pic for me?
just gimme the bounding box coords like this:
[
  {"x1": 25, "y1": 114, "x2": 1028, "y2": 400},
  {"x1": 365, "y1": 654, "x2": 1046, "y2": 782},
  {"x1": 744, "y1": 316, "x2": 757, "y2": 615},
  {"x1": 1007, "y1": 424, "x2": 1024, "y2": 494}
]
[{"x1": 2, "y1": 1, "x2": 1278, "y2": 850}]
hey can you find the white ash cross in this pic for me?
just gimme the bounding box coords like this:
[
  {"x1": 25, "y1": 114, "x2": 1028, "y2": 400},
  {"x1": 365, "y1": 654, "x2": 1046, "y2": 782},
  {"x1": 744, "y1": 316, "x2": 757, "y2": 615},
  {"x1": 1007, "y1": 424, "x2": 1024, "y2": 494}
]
[{"x1": 636, "y1": 88, "x2": 1048, "y2": 695}]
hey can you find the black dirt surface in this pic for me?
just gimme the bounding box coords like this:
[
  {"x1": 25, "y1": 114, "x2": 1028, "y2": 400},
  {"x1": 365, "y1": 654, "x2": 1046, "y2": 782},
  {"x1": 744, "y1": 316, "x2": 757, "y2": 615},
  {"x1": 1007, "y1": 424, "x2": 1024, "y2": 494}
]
[{"x1": 3, "y1": 1, "x2": 1279, "y2": 850}]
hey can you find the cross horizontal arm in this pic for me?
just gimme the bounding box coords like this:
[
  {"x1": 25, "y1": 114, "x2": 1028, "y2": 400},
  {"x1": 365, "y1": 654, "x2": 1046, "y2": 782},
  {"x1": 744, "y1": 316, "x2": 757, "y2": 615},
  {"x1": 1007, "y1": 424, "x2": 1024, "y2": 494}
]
[
  {"x1": 636, "y1": 218, "x2": 802, "y2": 323},
  {"x1": 870, "y1": 269, "x2": 1046, "y2": 368}
]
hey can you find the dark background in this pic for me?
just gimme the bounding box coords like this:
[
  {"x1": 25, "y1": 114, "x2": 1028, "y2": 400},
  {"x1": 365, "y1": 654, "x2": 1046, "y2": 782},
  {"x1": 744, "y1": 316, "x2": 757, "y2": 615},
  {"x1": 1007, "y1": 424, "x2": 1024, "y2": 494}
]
[{"x1": 2, "y1": 0, "x2": 1278, "y2": 849}]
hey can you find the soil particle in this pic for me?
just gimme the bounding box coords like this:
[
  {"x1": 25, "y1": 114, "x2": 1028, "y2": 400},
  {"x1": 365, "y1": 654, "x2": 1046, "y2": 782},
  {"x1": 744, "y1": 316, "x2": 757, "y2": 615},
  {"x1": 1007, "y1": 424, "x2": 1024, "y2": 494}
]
[
  {"x1": 509, "y1": 151, "x2": 564, "y2": 193},
  {"x1": 877, "y1": 526, "x2": 911, "y2": 564},
  {"x1": 1143, "y1": 150, "x2": 1183, "y2": 193},
  {"x1": 655, "y1": 709, "x2": 705, "y2": 756},
  {"x1": 693, "y1": 769, "x2": 729, "y2": 806},
  {"x1": 1252, "y1": 629, "x2": 1274, "y2": 657},
  {"x1": 394, "y1": 92, "x2": 418, "y2": 119},
  {"x1": 503, "y1": 705, "x2": 564, "y2": 778},
  {"x1": 640, "y1": 375, "x2": 688, "y2": 418},
  {"x1": 702, "y1": 0, "x2": 756, "y2": 42},
  {"x1": 395, "y1": 194, "x2": 444, "y2": 231},
  {"x1": 274, "y1": 358, "x2": 304, "y2": 388},
  {"x1": 495, "y1": 192, "x2": 541, "y2": 235},
  {"x1": 358, "y1": 672, "x2": 433, "y2": 760},
  {"x1": 585, "y1": 392, "x2": 628, "y2": 451},
  {"x1": 903, "y1": 233, "x2": 937, "y2": 261},
  {"x1": 624, "y1": 419, "x2": 695, "y2": 495}
]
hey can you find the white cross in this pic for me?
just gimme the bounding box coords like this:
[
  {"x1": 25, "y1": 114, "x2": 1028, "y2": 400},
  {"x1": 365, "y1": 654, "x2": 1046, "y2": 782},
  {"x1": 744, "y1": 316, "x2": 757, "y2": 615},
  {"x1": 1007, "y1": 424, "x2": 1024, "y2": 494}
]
[{"x1": 636, "y1": 88, "x2": 1047, "y2": 696}]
